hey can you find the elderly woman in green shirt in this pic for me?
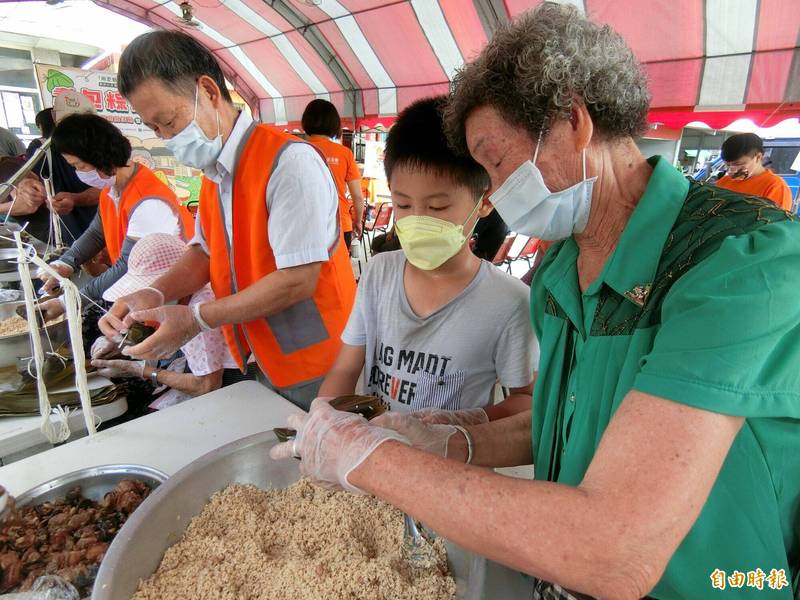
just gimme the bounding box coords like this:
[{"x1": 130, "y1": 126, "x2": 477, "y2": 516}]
[{"x1": 272, "y1": 4, "x2": 800, "y2": 599}]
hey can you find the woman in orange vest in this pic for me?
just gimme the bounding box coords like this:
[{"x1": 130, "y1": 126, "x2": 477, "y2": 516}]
[
  {"x1": 302, "y1": 99, "x2": 365, "y2": 248},
  {"x1": 38, "y1": 113, "x2": 194, "y2": 319}
]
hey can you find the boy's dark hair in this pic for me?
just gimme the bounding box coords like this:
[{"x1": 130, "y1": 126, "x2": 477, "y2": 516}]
[
  {"x1": 302, "y1": 99, "x2": 342, "y2": 138},
  {"x1": 52, "y1": 114, "x2": 131, "y2": 174},
  {"x1": 384, "y1": 96, "x2": 489, "y2": 199},
  {"x1": 721, "y1": 133, "x2": 764, "y2": 162},
  {"x1": 118, "y1": 30, "x2": 232, "y2": 103},
  {"x1": 35, "y1": 108, "x2": 55, "y2": 139}
]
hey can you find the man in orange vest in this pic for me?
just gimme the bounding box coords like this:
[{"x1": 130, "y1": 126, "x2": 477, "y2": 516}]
[
  {"x1": 715, "y1": 133, "x2": 794, "y2": 212},
  {"x1": 99, "y1": 31, "x2": 356, "y2": 408}
]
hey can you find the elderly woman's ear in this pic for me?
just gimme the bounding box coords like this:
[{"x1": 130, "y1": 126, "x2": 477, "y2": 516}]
[
  {"x1": 569, "y1": 101, "x2": 594, "y2": 153},
  {"x1": 477, "y1": 192, "x2": 494, "y2": 218}
]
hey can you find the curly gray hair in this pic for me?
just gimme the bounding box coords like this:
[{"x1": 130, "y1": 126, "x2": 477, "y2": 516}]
[{"x1": 444, "y1": 2, "x2": 651, "y2": 154}]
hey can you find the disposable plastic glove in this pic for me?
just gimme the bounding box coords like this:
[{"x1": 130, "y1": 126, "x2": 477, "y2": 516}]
[
  {"x1": 120, "y1": 304, "x2": 198, "y2": 360},
  {"x1": 412, "y1": 407, "x2": 489, "y2": 426},
  {"x1": 269, "y1": 399, "x2": 410, "y2": 494},
  {"x1": 98, "y1": 287, "x2": 164, "y2": 339},
  {"x1": 37, "y1": 298, "x2": 66, "y2": 322},
  {"x1": 90, "y1": 335, "x2": 122, "y2": 360},
  {"x1": 371, "y1": 412, "x2": 460, "y2": 458},
  {"x1": 91, "y1": 358, "x2": 146, "y2": 378},
  {"x1": 40, "y1": 261, "x2": 73, "y2": 294}
]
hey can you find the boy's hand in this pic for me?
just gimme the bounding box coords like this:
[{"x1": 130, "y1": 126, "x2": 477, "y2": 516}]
[{"x1": 370, "y1": 412, "x2": 458, "y2": 458}]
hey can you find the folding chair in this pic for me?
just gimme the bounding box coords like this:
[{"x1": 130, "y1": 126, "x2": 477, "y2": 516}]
[
  {"x1": 513, "y1": 237, "x2": 542, "y2": 268},
  {"x1": 491, "y1": 235, "x2": 517, "y2": 272},
  {"x1": 361, "y1": 203, "x2": 393, "y2": 261}
]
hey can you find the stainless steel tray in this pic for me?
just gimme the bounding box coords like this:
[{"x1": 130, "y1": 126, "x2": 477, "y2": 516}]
[
  {"x1": 94, "y1": 431, "x2": 487, "y2": 600},
  {"x1": 16, "y1": 464, "x2": 168, "y2": 507}
]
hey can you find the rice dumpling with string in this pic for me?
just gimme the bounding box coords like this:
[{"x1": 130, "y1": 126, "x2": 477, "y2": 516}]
[
  {"x1": 118, "y1": 322, "x2": 156, "y2": 349},
  {"x1": 273, "y1": 395, "x2": 387, "y2": 442},
  {"x1": 0, "y1": 345, "x2": 120, "y2": 416}
]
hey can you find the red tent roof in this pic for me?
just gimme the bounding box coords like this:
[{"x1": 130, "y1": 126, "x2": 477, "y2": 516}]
[{"x1": 96, "y1": 0, "x2": 800, "y2": 127}]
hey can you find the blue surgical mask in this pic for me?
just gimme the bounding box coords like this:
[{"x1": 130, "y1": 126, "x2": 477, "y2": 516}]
[
  {"x1": 489, "y1": 131, "x2": 596, "y2": 241},
  {"x1": 76, "y1": 169, "x2": 115, "y2": 190},
  {"x1": 164, "y1": 85, "x2": 222, "y2": 171}
]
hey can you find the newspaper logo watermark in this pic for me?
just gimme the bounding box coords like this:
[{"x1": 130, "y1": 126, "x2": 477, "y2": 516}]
[{"x1": 710, "y1": 568, "x2": 789, "y2": 591}]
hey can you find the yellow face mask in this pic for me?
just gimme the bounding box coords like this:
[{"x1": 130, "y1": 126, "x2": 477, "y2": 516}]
[{"x1": 394, "y1": 200, "x2": 482, "y2": 270}]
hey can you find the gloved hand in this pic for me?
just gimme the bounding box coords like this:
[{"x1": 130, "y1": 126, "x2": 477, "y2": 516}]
[
  {"x1": 91, "y1": 358, "x2": 146, "y2": 379},
  {"x1": 269, "y1": 399, "x2": 410, "y2": 494},
  {"x1": 37, "y1": 298, "x2": 66, "y2": 322},
  {"x1": 412, "y1": 407, "x2": 489, "y2": 426},
  {"x1": 90, "y1": 335, "x2": 122, "y2": 360},
  {"x1": 371, "y1": 412, "x2": 459, "y2": 458},
  {"x1": 40, "y1": 261, "x2": 73, "y2": 294},
  {"x1": 121, "y1": 304, "x2": 198, "y2": 360},
  {"x1": 99, "y1": 287, "x2": 164, "y2": 339}
]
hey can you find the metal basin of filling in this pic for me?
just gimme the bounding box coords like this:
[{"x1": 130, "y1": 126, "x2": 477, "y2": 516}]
[
  {"x1": 0, "y1": 301, "x2": 68, "y2": 368},
  {"x1": 7, "y1": 465, "x2": 167, "y2": 597},
  {"x1": 16, "y1": 464, "x2": 168, "y2": 508},
  {"x1": 0, "y1": 248, "x2": 23, "y2": 273},
  {"x1": 94, "y1": 431, "x2": 487, "y2": 600}
]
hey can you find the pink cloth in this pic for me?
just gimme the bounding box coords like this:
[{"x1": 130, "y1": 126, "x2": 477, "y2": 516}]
[
  {"x1": 148, "y1": 286, "x2": 237, "y2": 410},
  {"x1": 103, "y1": 233, "x2": 187, "y2": 302},
  {"x1": 183, "y1": 286, "x2": 238, "y2": 375}
]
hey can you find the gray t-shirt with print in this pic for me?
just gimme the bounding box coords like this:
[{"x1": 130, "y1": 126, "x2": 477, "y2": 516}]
[{"x1": 342, "y1": 250, "x2": 539, "y2": 413}]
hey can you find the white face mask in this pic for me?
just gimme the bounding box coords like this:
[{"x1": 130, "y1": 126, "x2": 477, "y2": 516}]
[
  {"x1": 164, "y1": 85, "x2": 222, "y2": 171},
  {"x1": 489, "y1": 132, "x2": 596, "y2": 241},
  {"x1": 76, "y1": 169, "x2": 115, "y2": 190}
]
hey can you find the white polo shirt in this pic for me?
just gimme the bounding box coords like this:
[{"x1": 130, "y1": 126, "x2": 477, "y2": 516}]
[{"x1": 190, "y1": 111, "x2": 339, "y2": 269}]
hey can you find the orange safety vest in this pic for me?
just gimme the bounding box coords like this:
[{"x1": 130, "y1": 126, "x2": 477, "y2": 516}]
[
  {"x1": 198, "y1": 123, "x2": 357, "y2": 388},
  {"x1": 98, "y1": 164, "x2": 195, "y2": 262}
]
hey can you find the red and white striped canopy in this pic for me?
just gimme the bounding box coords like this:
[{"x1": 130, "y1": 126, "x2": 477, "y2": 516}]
[{"x1": 96, "y1": 0, "x2": 800, "y2": 128}]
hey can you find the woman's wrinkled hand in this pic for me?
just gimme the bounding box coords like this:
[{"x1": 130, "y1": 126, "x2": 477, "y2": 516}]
[{"x1": 269, "y1": 399, "x2": 410, "y2": 494}]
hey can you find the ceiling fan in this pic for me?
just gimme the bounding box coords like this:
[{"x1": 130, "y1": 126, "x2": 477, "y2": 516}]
[{"x1": 173, "y1": 1, "x2": 202, "y2": 28}]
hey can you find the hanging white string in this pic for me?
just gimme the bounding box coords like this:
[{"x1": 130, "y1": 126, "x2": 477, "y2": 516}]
[
  {"x1": 2, "y1": 183, "x2": 18, "y2": 225},
  {"x1": 27, "y1": 251, "x2": 96, "y2": 437},
  {"x1": 50, "y1": 405, "x2": 101, "y2": 442},
  {"x1": 8, "y1": 231, "x2": 97, "y2": 441},
  {"x1": 13, "y1": 232, "x2": 61, "y2": 443},
  {"x1": 40, "y1": 148, "x2": 64, "y2": 253}
]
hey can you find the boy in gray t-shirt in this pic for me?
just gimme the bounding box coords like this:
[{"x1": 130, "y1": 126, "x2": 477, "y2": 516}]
[{"x1": 319, "y1": 97, "x2": 538, "y2": 419}]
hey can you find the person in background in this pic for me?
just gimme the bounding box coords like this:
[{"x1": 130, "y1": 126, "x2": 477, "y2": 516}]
[
  {"x1": 0, "y1": 127, "x2": 25, "y2": 158},
  {"x1": 0, "y1": 157, "x2": 51, "y2": 240},
  {"x1": 319, "y1": 97, "x2": 537, "y2": 419},
  {"x1": 715, "y1": 132, "x2": 793, "y2": 211},
  {"x1": 470, "y1": 208, "x2": 509, "y2": 261},
  {"x1": 34, "y1": 108, "x2": 55, "y2": 141},
  {"x1": 91, "y1": 234, "x2": 250, "y2": 410},
  {"x1": 37, "y1": 113, "x2": 194, "y2": 317},
  {"x1": 370, "y1": 225, "x2": 401, "y2": 255},
  {"x1": 302, "y1": 99, "x2": 365, "y2": 248},
  {"x1": 17, "y1": 93, "x2": 102, "y2": 241},
  {"x1": 100, "y1": 31, "x2": 356, "y2": 410}
]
